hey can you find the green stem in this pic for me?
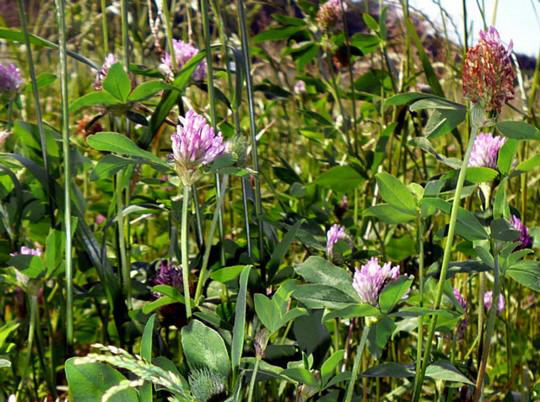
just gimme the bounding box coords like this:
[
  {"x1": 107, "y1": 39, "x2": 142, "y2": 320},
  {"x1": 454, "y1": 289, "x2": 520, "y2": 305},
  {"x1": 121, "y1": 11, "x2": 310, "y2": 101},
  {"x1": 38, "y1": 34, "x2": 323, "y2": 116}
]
[
  {"x1": 162, "y1": 0, "x2": 176, "y2": 70},
  {"x1": 247, "y1": 357, "x2": 261, "y2": 402},
  {"x1": 237, "y1": 0, "x2": 264, "y2": 269},
  {"x1": 414, "y1": 213, "x2": 424, "y2": 389},
  {"x1": 117, "y1": 172, "x2": 131, "y2": 309},
  {"x1": 345, "y1": 323, "x2": 370, "y2": 402},
  {"x1": 15, "y1": 295, "x2": 37, "y2": 399},
  {"x1": 16, "y1": 0, "x2": 55, "y2": 227},
  {"x1": 120, "y1": 0, "x2": 129, "y2": 69},
  {"x1": 473, "y1": 245, "x2": 500, "y2": 401},
  {"x1": 101, "y1": 0, "x2": 109, "y2": 54},
  {"x1": 412, "y1": 109, "x2": 480, "y2": 401},
  {"x1": 181, "y1": 185, "x2": 192, "y2": 318},
  {"x1": 194, "y1": 175, "x2": 229, "y2": 305},
  {"x1": 54, "y1": 0, "x2": 74, "y2": 347}
]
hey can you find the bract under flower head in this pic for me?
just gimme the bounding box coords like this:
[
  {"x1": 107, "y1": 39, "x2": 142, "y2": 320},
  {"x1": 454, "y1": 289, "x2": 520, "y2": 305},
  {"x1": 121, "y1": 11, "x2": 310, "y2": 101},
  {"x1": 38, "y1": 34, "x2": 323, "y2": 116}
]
[
  {"x1": 468, "y1": 133, "x2": 506, "y2": 169},
  {"x1": 352, "y1": 257, "x2": 400, "y2": 305},
  {"x1": 462, "y1": 26, "x2": 515, "y2": 113},
  {"x1": 171, "y1": 109, "x2": 225, "y2": 186}
]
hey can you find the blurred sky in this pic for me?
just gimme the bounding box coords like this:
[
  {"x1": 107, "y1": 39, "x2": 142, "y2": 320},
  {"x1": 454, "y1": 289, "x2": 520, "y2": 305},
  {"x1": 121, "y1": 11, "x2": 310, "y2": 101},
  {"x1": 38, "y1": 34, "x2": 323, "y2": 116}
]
[{"x1": 408, "y1": 0, "x2": 540, "y2": 56}]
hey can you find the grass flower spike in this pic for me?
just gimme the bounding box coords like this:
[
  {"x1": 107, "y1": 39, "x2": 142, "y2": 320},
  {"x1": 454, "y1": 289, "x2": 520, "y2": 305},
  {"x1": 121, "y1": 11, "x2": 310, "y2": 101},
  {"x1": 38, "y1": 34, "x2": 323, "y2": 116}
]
[
  {"x1": 171, "y1": 109, "x2": 225, "y2": 186},
  {"x1": 468, "y1": 133, "x2": 506, "y2": 168},
  {"x1": 353, "y1": 258, "x2": 400, "y2": 305},
  {"x1": 462, "y1": 26, "x2": 515, "y2": 113}
]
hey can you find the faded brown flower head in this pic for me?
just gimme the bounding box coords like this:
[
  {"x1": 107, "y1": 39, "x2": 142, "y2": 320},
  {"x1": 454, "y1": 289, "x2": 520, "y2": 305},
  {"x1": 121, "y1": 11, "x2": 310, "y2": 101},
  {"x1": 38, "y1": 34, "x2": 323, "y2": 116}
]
[
  {"x1": 462, "y1": 27, "x2": 515, "y2": 113},
  {"x1": 316, "y1": 0, "x2": 346, "y2": 33}
]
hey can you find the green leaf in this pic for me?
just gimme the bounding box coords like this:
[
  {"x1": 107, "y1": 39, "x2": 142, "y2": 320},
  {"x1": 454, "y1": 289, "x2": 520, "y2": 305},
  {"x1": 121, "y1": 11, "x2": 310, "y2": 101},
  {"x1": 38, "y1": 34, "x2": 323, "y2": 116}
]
[
  {"x1": 254, "y1": 26, "x2": 305, "y2": 43},
  {"x1": 321, "y1": 350, "x2": 345, "y2": 386},
  {"x1": 410, "y1": 98, "x2": 464, "y2": 111},
  {"x1": 70, "y1": 91, "x2": 120, "y2": 113},
  {"x1": 87, "y1": 132, "x2": 169, "y2": 169},
  {"x1": 364, "y1": 204, "x2": 416, "y2": 224},
  {"x1": 425, "y1": 360, "x2": 474, "y2": 385},
  {"x1": 91, "y1": 155, "x2": 136, "y2": 181},
  {"x1": 294, "y1": 256, "x2": 359, "y2": 300},
  {"x1": 316, "y1": 166, "x2": 364, "y2": 193},
  {"x1": 464, "y1": 167, "x2": 499, "y2": 183},
  {"x1": 516, "y1": 155, "x2": 540, "y2": 172},
  {"x1": 496, "y1": 121, "x2": 540, "y2": 140},
  {"x1": 367, "y1": 316, "x2": 396, "y2": 359},
  {"x1": 151, "y1": 284, "x2": 185, "y2": 303},
  {"x1": 103, "y1": 63, "x2": 131, "y2": 102},
  {"x1": 507, "y1": 261, "x2": 540, "y2": 292},
  {"x1": 384, "y1": 92, "x2": 436, "y2": 107},
  {"x1": 363, "y1": 362, "x2": 415, "y2": 378},
  {"x1": 8, "y1": 255, "x2": 46, "y2": 279},
  {"x1": 254, "y1": 293, "x2": 283, "y2": 333},
  {"x1": 323, "y1": 303, "x2": 379, "y2": 321},
  {"x1": 269, "y1": 221, "x2": 302, "y2": 273},
  {"x1": 142, "y1": 296, "x2": 176, "y2": 314},
  {"x1": 282, "y1": 367, "x2": 319, "y2": 386},
  {"x1": 231, "y1": 266, "x2": 251, "y2": 375},
  {"x1": 497, "y1": 139, "x2": 518, "y2": 174},
  {"x1": 181, "y1": 320, "x2": 231, "y2": 379},
  {"x1": 490, "y1": 219, "x2": 520, "y2": 242},
  {"x1": 128, "y1": 80, "x2": 170, "y2": 102},
  {"x1": 140, "y1": 314, "x2": 156, "y2": 402},
  {"x1": 379, "y1": 277, "x2": 413, "y2": 314},
  {"x1": 210, "y1": 265, "x2": 247, "y2": 283},
  {"x1": 375, "y1": 172, "x2": 416, "y2": 211},
  {"x1": 45, "y1": 229, "x2": 64, "y2": 276},
  {"x1": 425, "y1": 108, "x2": 466, "y2": 140},
  {"x1": 65, "y1": 358, "x2": 139, "y2": 402},
  {"x1": 293, "y1": 284, "x2": 357, "y2": 310},
  {"x1": 350, "y1": 33, "x2": 380, "y2": 55}
]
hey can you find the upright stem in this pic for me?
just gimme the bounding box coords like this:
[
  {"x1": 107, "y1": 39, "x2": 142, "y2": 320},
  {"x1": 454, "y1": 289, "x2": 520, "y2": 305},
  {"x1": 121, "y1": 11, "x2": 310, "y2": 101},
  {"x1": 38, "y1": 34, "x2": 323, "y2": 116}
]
[
  {"x1": 101, "y1": 0, "x2": 109, "y2": 54},
  {"x1": 120, "y1": 0, "x2": 129, "y2": 69},
  {"x1": 237, "y1": 0, "x2": 265, "y2": 270},
  {"x1": 16, "y1": 0, "x2": 55, "y2": 227},
  {"x1": 247, "y1": 357, "x2": 261, "y2": 402},
  {"x1": 414, "y1": 213, "x2": 424, "y2": 389},
  {"x1": 345, "y1": 323, "x2": 370, "y2": 402},
  {"x1": 473, "y1": 245, "x2": 500, "y2": 401},
  {"x1": 181, "y1": 185, "x2": 192, "y2": 318},
  {"x1": 162, "y1": 0, "x2": 176, "y2": 70},
  {"x1": 54, "y1": 0, "x2": 73, "y2": 347},
  {"x1": 201, "y1": 0, "x2": 226, "y2": 265},
  {"x1": 15, "y1": 295, "x2": 37, "y2": 399},
  {"x1": 117, "y1": 173, "x2": 131, "y2": 309},
  {"x1": 412, "y1": 109, "x2": 481, "y2": 401}
]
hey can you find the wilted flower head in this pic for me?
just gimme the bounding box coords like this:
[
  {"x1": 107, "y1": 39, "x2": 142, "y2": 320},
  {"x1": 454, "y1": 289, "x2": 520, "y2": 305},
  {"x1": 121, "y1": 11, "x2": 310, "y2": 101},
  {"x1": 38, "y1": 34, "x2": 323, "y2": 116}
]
[
  {"x1": 468, "y1": 133, "x2": 506, "y2": 168},
  {"x1": 154, "y1": 260, "x2": 183, "y2": 290},
  {"x1": 316, "y1": 0, "x2": 346, "y2": 32},
  {"x1": 326, "y1": 224, "x2": 349, "y2": 259},
  {"x1": 0, "y1": 63, "x2": 23, "y2": 98},
  {"x1": 94, "y1": 54, "x2": 116, "y2": 90},
  {"x1": 462, "y1": 26, "x2": 515, "y2": 113},
  {"x1": 10, "y1": 246, "x2": 42, "y2": 257},
  {"x1": 509, "y1": 215, "x2": 533, "y2": 249},
  {"x1": 159, "y1": 40, "x2": 206, "y2": 81},
  {"x1": 171, "y1": 110, "x2": 225, "y2": 185},
  {"x1": 294, "y1": 80, "x2": 306, "y2": 94},
  {"x1": 484, "y1": 291, "x2": 505, "y2": 314},
  {"x1": 453, "y1": 288, "x2": 467, "y2": 309},
  {"x1": 352, "y1": 257, "x2": 400, "y2": 305}
]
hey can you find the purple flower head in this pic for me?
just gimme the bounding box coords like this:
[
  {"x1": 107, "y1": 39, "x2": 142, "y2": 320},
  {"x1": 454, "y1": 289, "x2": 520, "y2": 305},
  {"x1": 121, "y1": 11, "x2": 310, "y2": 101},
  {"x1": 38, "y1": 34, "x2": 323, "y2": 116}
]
[
  {"x1": 316, "y1": 0, "x2": 346, "y2": 33},
  {"x1": 484, "y1": 291, "x2": 505, "y2": 314},
  {"x1": 159, "y1": 40, "x2": 206, "y2": 81},
  {"x1": 294, "y1": 80, "x2": 306, "y2": 94},
  {"x1": 352, "y1": 257, "x2": 400, "y2": 306},
  {"x1": 509, "y1": 215, "x2": 533, "y2": 249},
  {"x1": 154, "y1": 260, "x2": 183, "y2": 290},
  {"x1": 462, "y1": 26, "x2": 515, "y2": 113},
  {"x1": 453, "y1": 288, "x2": 467, "y2": 310},
  {"x1": 94, "y1": 54, "x2": 116, "y2": 90},
  {"x1": 171, "y1": 109, "x2": 225, "y2": 185},
  {"x1": 326, "y1": 224, "x2": 349, "y2": 259},
  {"x1": 10, "y1": 246, "x2": 42, "y2": 257},
  {"x1": 468, "y1": 133, "x2": 506, "y2": 169},
  {"x1": 0, "y1": 63, "x2": 23, "y2": 97}
]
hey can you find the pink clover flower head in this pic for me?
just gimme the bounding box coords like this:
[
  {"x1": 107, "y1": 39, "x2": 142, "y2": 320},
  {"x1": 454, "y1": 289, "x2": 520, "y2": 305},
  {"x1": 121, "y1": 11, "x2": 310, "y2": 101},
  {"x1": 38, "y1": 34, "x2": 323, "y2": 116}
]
[
  {"x1": 95, "y1": 214, "x2": 106, "y2": 225},
  {"x1": 154, "y1": 260, "x2": 183, "y2": 290},
  {"x1": 316, "y1": 0, "x2": 346, "y2": 32},
  {"x1": 94, "y1": 54, "x2": 116, "y2": 90},
  {"x1": 294, "y1": 80, "x2": 306, "y2": 94},
  {"x1": 468, "y1": 133, "x2": 506, "y2": 169},
  {"x1": 171, "y1": 109, "x2": 225, "y2": 185},
  {"x1": 326, "y1": 224, "x2": 349, "y2": 258},
  {"x1": 484, "y1": 291, "x2": 505, "y2": 314},
  {"x1": 453, "y1": 288, "x2": 467, "y2": 309},
  {"x1": 10, "y1": 246, "x2": 42, "y2": 257},
  {"x1": 509, "y1": 215, "x2": 533, "y2": 249},
  {"x1": 462, "y1": 26, "x2": 515, "y2": 113},
  {"x1": 159, "y1": 40, "x2": 206, "y2": 81},
  {"x1": 0, "y1": 63, "x2": 23, "y2": 96},
  {"x1": 352, "y1": 257, "x2": 400, "y2": 306}
]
